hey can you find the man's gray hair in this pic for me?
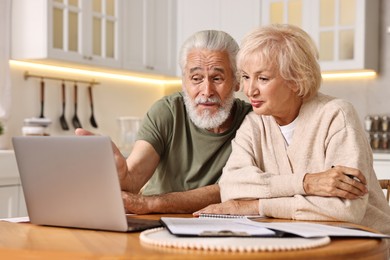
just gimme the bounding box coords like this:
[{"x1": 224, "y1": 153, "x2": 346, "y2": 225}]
[{"x1": 179, "y1": 30, "x2": 239, "y2": 82}]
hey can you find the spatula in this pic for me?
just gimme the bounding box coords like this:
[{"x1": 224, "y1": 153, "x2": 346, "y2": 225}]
[
  {"x1": 72, "y1": 82, "x2": 82, "y2": 129},
  {"x1": 59, "y1": 81, "x2": 69, "y2": 130},
  {"x1": 88, "y1": 85, "x2": 98, "y2": 128}
]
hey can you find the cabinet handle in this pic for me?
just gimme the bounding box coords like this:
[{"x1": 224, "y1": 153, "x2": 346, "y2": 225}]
[{"x1": 145, "y1": 65, "x2": 154, "y2": 70}]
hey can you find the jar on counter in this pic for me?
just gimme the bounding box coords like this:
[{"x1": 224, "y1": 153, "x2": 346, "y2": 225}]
[
  {"x1": 364, "y1": 116, "x2": 373, "y2": 132},
  {"x1": 372, "y1": 116, "x2": 381, "y2": 132},
  {"x1": 381, "y1": 115, "x2": 389, "y2": 132},
  {"x1": 371, "y1": 132, "x2": 380, "y2": 150},
  {"x1": 381, "y1": 133, "x2": 389, "y2": 150},
  {"x1": 22, "y1": 126, "x2": 46, "y2": 136}
]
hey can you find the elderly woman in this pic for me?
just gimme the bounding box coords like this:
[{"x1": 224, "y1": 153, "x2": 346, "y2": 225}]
[{"x1": 195, "y1": 24, "x2": 390, "y2": 235}]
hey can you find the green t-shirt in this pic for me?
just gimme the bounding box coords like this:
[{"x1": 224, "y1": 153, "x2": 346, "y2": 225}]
[{"x1": 138, "y1": 92, "x2": 252, "y2": 195}]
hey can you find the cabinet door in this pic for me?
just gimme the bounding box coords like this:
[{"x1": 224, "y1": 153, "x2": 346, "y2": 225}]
[
  {"x1": 49, "y1": 0, "x2": 84, "y2": 61},
  {"x1": 260, "y1": 0, "x2": 379, "y2": 72},
  {"x1": 87, "y1": 0, "x2": 122, "y2": 68},
  {"x1": 123, "y1": 0, "x2": 176, "y2": 76},
  {"x1": 18, "y1": 187, "x2": 28, "y2": 217},
  {"x1": 0, "y1": 186, "x2": 19, "y2": 218},
  {"x1": 311, "y1": 0, "x2": 379, "y2": 71},
  {"x1": 176, "y1": 0, "x2": 260, "y2": 75},
  {"x1": 144, "y1": 0, "x2": 176, "y2": 75},
  {"x1": 12, "y1": 0, "x2": 122, "y2": 69},
  {"x1": 260, "y1": 0, "x2": 308, "y2": 31}
]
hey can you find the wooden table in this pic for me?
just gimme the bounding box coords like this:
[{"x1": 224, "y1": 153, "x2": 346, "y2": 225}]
[{"x1": 0, "y1": 214, "x2": 388, "y2": 259}]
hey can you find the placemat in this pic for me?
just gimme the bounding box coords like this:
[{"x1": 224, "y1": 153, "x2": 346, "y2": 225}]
[{"x1": 140, "y1": 227, "x2": 330, "y2": 252}]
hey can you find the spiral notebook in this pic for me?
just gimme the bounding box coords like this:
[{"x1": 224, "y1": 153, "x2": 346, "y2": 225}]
[{"x1": 199, "y1": 213, "x2": 264, "y2": 219}]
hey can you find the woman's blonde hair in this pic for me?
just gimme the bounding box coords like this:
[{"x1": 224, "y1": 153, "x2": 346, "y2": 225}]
[{"x1": 237, "y1": 24, "x2": 322, "y2": 100}]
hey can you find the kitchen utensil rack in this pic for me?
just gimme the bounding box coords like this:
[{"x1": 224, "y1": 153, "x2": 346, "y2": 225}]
[{"x1": 24, "y1": 71, "x2": 100, "y2": 86}]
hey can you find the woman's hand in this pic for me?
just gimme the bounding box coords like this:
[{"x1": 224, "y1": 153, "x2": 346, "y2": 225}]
[
  {"x1": 303, "y1": 165, "x2": 368, "y2": 199},
  {"x1": 193, "y1": 199, "x2": 259, "y2": 217}
]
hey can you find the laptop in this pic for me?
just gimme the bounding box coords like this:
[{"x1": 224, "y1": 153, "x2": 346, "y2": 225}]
[{"x1": 12, "y1": 136, "x2": 162, "y2": 232}]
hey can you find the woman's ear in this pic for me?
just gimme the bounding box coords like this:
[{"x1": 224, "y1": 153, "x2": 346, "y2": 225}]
[{"x1": 288, "y1": 83, "x2": 300, "y2": 93}]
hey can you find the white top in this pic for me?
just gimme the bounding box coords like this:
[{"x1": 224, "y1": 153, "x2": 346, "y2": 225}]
[{"x1": 279, "y1": 117, "x2": 298, "y2": 146}]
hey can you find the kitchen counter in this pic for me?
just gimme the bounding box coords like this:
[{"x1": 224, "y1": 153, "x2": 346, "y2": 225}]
[
  {"x1": 0, "y1": 150, "x2": 26, "y2": 218},
  {"x1": 373, "y1": 152, "x2": 390, "y2": 160}
]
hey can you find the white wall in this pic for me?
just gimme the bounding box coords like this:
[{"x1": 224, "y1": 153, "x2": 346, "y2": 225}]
[{"x1": 3, "y1": 64, "x2": 165, "y2": 149}]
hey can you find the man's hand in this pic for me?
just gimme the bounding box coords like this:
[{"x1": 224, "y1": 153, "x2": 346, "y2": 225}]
[
  {"x1": 303, "y1": 165, "x2": 368, "y2": 199},
  {"x1": 193, "y1": 199, "x2": 259, "y2": 217},
  {"x1": 75, "y1": 128, "x2": 128, "y2": 181},
  {"x1": 121, "y1": 191, "x2": 151, "y2": 214}
]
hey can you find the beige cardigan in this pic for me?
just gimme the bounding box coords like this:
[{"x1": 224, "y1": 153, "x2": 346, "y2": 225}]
[{"x1": 220, "y1": 93, "x2": 390, "y2": 235}]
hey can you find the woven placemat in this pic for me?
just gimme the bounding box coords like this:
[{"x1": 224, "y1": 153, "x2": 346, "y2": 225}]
[{"x1": 140, "y1": 227, "x2": 330, "y2": 252}]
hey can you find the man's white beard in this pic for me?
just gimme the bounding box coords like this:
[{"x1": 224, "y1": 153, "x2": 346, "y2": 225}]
[{"x1": 183, "y1": 90, "x2": 235, "y2": 130}]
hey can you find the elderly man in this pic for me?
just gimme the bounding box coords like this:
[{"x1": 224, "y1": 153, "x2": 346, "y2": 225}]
[{"x1": 76, "y1": 30, "x2": 252, "y2": 214}]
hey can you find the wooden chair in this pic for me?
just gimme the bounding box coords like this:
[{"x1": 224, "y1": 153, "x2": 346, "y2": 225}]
[{"x1": 379, "y1": 179, "x2": 390, "y2": 202}]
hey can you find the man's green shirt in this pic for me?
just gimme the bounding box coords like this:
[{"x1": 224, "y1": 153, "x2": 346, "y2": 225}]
[{"x1": 138, "y1": 92, "x2": 251, "y2": 195}]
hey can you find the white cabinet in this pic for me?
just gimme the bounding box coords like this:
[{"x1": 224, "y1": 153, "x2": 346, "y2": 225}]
[
  {"x1": 373, "y1": 153, "x2": 390, "y2": 204},
  {"x1": 0, "y1": 151, "x2": 27, "y2": 218},
  {"x1": 12, "y1": 0, "x2": 122, "y2": 69},
  {"x1": 260, "y1": 0, "x2": 379, "y2": 72},
  {"x1": 0, "y1": 186, "x2": 19, "y2": 218},
  {"x1": 373, "y1": 153, "x2": 390, "y2": 180},
  {"x1": 176, "y1": 0, "x2": 260, "y2": 75},
  {"x1": 123, "y1": 0, "x2": 177, "y2": 76}
]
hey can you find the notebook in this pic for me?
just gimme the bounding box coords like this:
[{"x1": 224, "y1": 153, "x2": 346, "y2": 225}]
[
  {"x1": 161, "y1": 217, "x2": 390, "y2": 238},
  {"x1": 12, "y1": 136, "x2": 162, "y2": 232}
]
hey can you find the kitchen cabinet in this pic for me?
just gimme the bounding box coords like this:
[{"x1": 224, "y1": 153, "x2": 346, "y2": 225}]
[
  {"x1": 0, "y1": 186, "x2": 19, "y2": 218},
  {"x1": 373, "y1": 153, "x2": 390, "y2": 180},
  {"x1": 123, "y1": 0, "x2": 177, "y2": 76},
  {"x1": 260, "y1": 0, "x2": 379, "y2": 72},
  {"x1": 176, "y1": 0, "x2": 260, "y2": 75},
  {"x1": 0, "y1": 151, "x2": 27, "y2": 218},
  {"x1": 373, "y1": 153, "x2": 390, "y2": 204},
  {"x1": 12, "y1": 0, "x2": 122, "y2": 69}
]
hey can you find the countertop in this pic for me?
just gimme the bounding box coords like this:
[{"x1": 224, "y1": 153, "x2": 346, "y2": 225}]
[{"x1": 373, "y1": 152, "x2": 390, "y2": 160}]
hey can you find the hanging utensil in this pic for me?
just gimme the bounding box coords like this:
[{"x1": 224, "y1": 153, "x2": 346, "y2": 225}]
[
  {"x1": 72, "y1": 82, "x2": 82, "y2": 129},
  {"x1": 59, "y1": 81, "x2": 69, "y2": 130},
  {"x1": 88, "y1": 85, "x2": 98, "y2": 128},
  {"x1": 39, "y1": 78, "x2": 45, "y2": 118}
]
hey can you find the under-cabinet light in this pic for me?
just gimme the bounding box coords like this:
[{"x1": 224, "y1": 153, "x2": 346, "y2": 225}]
[
  {"x1": 322, "y1": 70, "x2": 377, "y2": 80},
  {"x1": 9, "y1": 60, "x2": 183, "y2": 86},
  {"x1": 10, "y1": 60, "x2": 376, "y2": 83}
]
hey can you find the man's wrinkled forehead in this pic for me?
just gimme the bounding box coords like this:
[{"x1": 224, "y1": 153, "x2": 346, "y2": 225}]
[{"x1": 185, "y1": 49, "x2": 231, "y2": 73}]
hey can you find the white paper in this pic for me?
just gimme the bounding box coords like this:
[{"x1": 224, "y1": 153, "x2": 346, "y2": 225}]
[
  {"x1": 161, "y1": 217, "x2": 390, "y2": 238},
  {"x1": 161, "y1": 217, "x2": 275, "y2": 236},
  {"x1": 259, "y1": 222, "x2": 390, "y2": 238},
  {"x1": 0, "y1": 216, "x2": 30, "y2": 223}
]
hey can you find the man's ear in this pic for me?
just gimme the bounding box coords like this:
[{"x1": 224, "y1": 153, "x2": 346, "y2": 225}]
[{"x1": 234, "y1": 82, "x2": 240, "y2": 92}]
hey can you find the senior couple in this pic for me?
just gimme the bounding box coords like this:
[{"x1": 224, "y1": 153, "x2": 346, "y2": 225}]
[{"x1": 77, "y1": 24, "x2": 390, "y2": 235}]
